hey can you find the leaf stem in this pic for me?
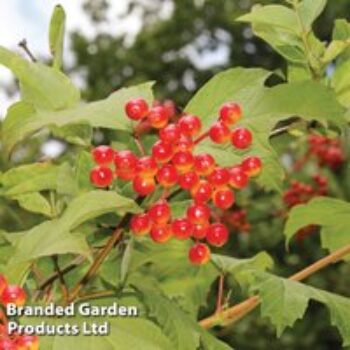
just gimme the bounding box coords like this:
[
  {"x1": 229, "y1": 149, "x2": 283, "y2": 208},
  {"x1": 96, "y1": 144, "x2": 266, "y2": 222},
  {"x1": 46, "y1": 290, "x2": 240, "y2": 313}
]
[
  {"x1": 18, "y1": 39, "x2": 37, "y2": 62},
  {"x1": 199, "y1": 243, "x2": 350, "y2": 328}
]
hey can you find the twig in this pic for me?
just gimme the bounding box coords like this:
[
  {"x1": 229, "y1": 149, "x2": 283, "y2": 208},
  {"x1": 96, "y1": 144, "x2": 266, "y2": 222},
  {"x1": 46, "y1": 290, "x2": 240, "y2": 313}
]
[
  {"x1": 215, "y1": 275, "x2": 225, "y2": 314},
  {"x1": 52, "y1": 255, "x2": 69, "y2": 304},
  {"x1": 133, "y1": 133, "x2": 146, "y2": 156},
  {"x1": 77, "y1": 290, "x2": 115, "y2": 302},
  {"x1": 18, "y1": 39, "x2": 37, "y2": 62},
  {"x1": 199, "y1": 243, "x2": 350, "y2": 328},
  {"x1": 194, "y1": 131, "x2": 209, "y2": 145},
  {"x1": 67, "y1": 200, "x2": 142, "y2": 302}
]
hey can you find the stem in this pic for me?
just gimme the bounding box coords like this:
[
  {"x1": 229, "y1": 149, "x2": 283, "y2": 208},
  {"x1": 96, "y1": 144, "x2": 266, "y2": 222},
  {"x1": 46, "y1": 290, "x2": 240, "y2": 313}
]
[
  {"x1": 77, "y1": 290, "x2": 115, "y2": 302},
  {"x1": 199, "y1": 243, "x2": 350, "y2": 328},
  {"x1": 215, "y1": 275, "x2": 225, "y2": 313},
  {"x1": 133, "y1": 133, "x2": 146, "y2": 156},
  {"x1": 67, "y1": 200, "x2": 141, "y2": 302},
  {"x1": 18, "y1": 39, "x2": 37, "y2": 62},
  {"x1": 194, "y1": 131, "x2": 209, "y2": 145},
  {"x1": 52, "y1": 255, "x2": 69, "y2": 304},
  {"x1": 291, "y1": 0, "x2": 320, "y2": 79}
]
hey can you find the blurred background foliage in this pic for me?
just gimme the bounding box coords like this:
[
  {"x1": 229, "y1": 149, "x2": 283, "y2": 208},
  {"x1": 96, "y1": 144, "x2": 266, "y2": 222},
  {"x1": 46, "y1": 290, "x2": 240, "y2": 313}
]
[{"x1": 0, "y1": 0, "x2": 349, "y2": 349}]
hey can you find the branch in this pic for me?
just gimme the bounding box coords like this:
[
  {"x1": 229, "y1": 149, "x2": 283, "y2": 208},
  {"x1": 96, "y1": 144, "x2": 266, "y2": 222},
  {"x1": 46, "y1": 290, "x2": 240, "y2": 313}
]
[
  {"x1": 200, "y1": 243, "x2": 350, "y2": 328},
  {"x1": 67, "y1": 198, "x2": 142, "y2": 302},
  {"x1": 52, "y1": 255, "x2": 69, "y2": 303}
]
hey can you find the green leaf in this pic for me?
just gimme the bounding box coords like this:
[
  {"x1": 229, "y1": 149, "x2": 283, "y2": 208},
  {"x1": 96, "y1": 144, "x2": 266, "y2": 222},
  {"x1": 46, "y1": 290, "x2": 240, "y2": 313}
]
[
  {"x1": 120, "y1": 238, "x2": 134, "y2": 284},
  {"x1": 8, "y1": 221, "x2": 91, "y2": 264},
  {"x1": 333, "y1": 19, "x2": 350, "y2": 41},
  {"x1": 60, "y1": 190, "x2": 140, "y2": 230},
  {"x1": 75, "y1": 151, "x2": 95, "y2": 192},
  {"x1": 0, "y1": 46, "x2": 79, "y2": 110},
  {"x1": 238, "y1": 5, "x2": 299, "y2": 34},
  {"x1": 284, "y1": 197, "x2": 350, "y2": 255},
  {"x1": 51, "y1": 122, "x2": 92, "y2": 146},
  {"x1": 299, "y1": 0, "x2": 326, "y2": 31},
  {"x1": 2, "y1": 82, "x2": 153, "y2": 156},
  {"x1": 322, "y1": 40, "x2": 349, "y2": 64},
  {"x1": 49, "y1": 5, "x2": 66, "y2": 69},
  {"x1": 0, "y1": 162, "x2": 64, "y2": 196},
  {"x1": 135, "y1": 284, "x2": 232, "y2": 350},
  {"x1": 332, "y1": 60, "x2": 350, "y2": 108},
  {"x1": 12, "y1": 192, "x2": 52, "y2": 217},
  {"x1": 212, "y1": 251, "x2": 273, "y2": 274},
  {"x1": 252, "y1": 272, "x2": 350, "y2": 346},
  {"x1": 131, "y1": 240, "x2": 218, "y2": 315}
]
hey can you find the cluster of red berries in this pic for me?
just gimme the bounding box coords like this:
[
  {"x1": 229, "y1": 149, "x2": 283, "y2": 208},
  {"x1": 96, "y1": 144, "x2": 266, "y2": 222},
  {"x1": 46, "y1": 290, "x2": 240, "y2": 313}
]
[
  {"x1": 308, "y1": 134, "x2": 345, "y2": 170},
  {"x1": 283, "y1": 175, "x2": 328, "y2": 242},
  {"x1": 222, "y1": 208, "x2": 251, "y2": 233},
  {"x1": 0, "y1": 275, "x2": 38, "y2": 350},
  {"x1": 283, "y1": 174, "x2": 328, "y2": 209},
  {"x1": 89, "y1": 98, "x2": 262, "y2": 265}
]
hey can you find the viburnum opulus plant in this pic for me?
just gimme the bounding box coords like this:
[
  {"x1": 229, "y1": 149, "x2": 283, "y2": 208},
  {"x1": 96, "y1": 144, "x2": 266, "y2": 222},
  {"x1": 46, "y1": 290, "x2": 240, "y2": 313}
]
[
  {"x1": 89, "y1": 100, "x2": 261, "y2": 264},
  {"x1": 0, "y1": 1, "x2": 350, "y2": 349}
]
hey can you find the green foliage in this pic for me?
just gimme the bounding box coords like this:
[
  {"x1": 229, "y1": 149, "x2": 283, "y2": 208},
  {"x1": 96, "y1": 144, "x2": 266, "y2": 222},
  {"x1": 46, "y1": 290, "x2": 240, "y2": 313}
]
[
  {"x1": 285, "y1": 197, "x2": 350, "y2": 254},
  {"x1": 49, "y1": 5, "x2": 66, "y2": 70},
  {"x1": 251, "y1": 272, "x2": 350, "y2": 346}
]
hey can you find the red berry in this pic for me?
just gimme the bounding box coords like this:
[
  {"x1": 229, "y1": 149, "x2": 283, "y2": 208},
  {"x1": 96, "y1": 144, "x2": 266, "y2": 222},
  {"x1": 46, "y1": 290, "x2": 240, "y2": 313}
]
[
  {"x1": 147, "y1": 106, "x2": 169, "y2": 129},
  {"x1": 212, "y1": 186, "x2": 235, "y2": 209},
  {"x1": 90, "y1": 166, "x2": 114, "y2": 187},
  {"x1": 231, "y1": 127, "x2": 252, "y2": 149},
  {"x1": 171, "y1": 218, "x2": 193, "y2": 240},
  {"x1": 207, "y1": 167, "x2": 230, "y2": 187},
  {"x1": 114, "y1": 150, "x2": 138, "y2": 180},
  {"x1": 136, "y1": 156, "x2": 158, "y2": 177},
  {"x1": 130, "y1": 213, "x2": 151, "y2": 236},
  {"x1": 92, "y1": 145, "x2": 114, "y2": 165},
  {"x1": 206, "y1": 223, "x2": 229, "y2": 247},
  {"x1": 178, "y1": 171, "x2": 199, "y2": 190},
  {"x1": 163, "y1": 99, "x2": 177, "y2": 118},
  {"x1": 156, "y1": 164, "x2": 179, "y2": 188},
  {"x1": 125, "y1": 98, "x2": 149, "y2": 120},
  {"x1": 186, "y1": 203, "x2": 211, "y2": 224},
  {"x1": 0, "y1": 274, "x2": 8, "y2": 295},
  {"x1": 159, "y1": 123, "x2": 181, "y2": 143},
  {"x1": 1, "y1": 285, "x2": 26, "y2": 306},
  {"x1": 192, "y1": 222, "x2": 209, "y2": 239},
  {"x1": 16, "y1": 335, "x2": 39, "y2": 350},
  {"x1": 172, "y1": 151, "x2": 194, "y2": 173},
  {"x1": 241, "y1": 156, "x2": 262, "y2": 177},
  {"x1": 189, "y1": 243, "x2": 211, "y2": 265},
  {"x1": 174, "y1": 135, "x2": 194, "y2": 153},
  {"x1": 149, "y1": 201, "x2": 171, "y2": 225},
  {"x1": 194, "y1": 153, "x2": 216, "y2": 176},
  {"x1": 132, "y1": 176, "x2": 156, "y2": 196},
  {"x1": 178, "y1": 115, "x2": 202, "y2": 137},
  {"x1": 150, "y1": 225, "x2": 172, "y2": 243},
  {"x1": 152, "y1": 140, "x2": 174, "y2": 163},
  {"x1": 229, "y1": 166, "x2": 249, "y2": 189},
  {"x1": 219, "y1": 102, "x2": 242, "y2": 125},
  {"x1": 209, "y1": 121, "x2": 231, "y2": 144},
  {"x1": 0, "y1": 338, "x2": 16, "y2": 350},
  {"x1": 191, "y1": 180, "x2": 213, "y2": 203}
]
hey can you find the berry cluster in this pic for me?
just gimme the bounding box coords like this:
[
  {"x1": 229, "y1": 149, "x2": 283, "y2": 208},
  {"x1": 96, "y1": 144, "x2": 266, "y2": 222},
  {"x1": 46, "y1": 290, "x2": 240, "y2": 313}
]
[
  {"x1": 222, "y1": 208, "x2": 251, "y2": 233},
  {"x1": 90, "y1": 99, "x2": 262, "y2": 264},
  {"x1": 308, "y1": 134, "x2": 345, "y2": 170},
  {"x1": 283, "y1": 175, "x2": 328, "y2": 209},
  {"x1": 283, "y1": 175, "x2": 328, "y2": 242},
  {"x1": 0, "y1": 274, "x2": 38, "y2": 350}
]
